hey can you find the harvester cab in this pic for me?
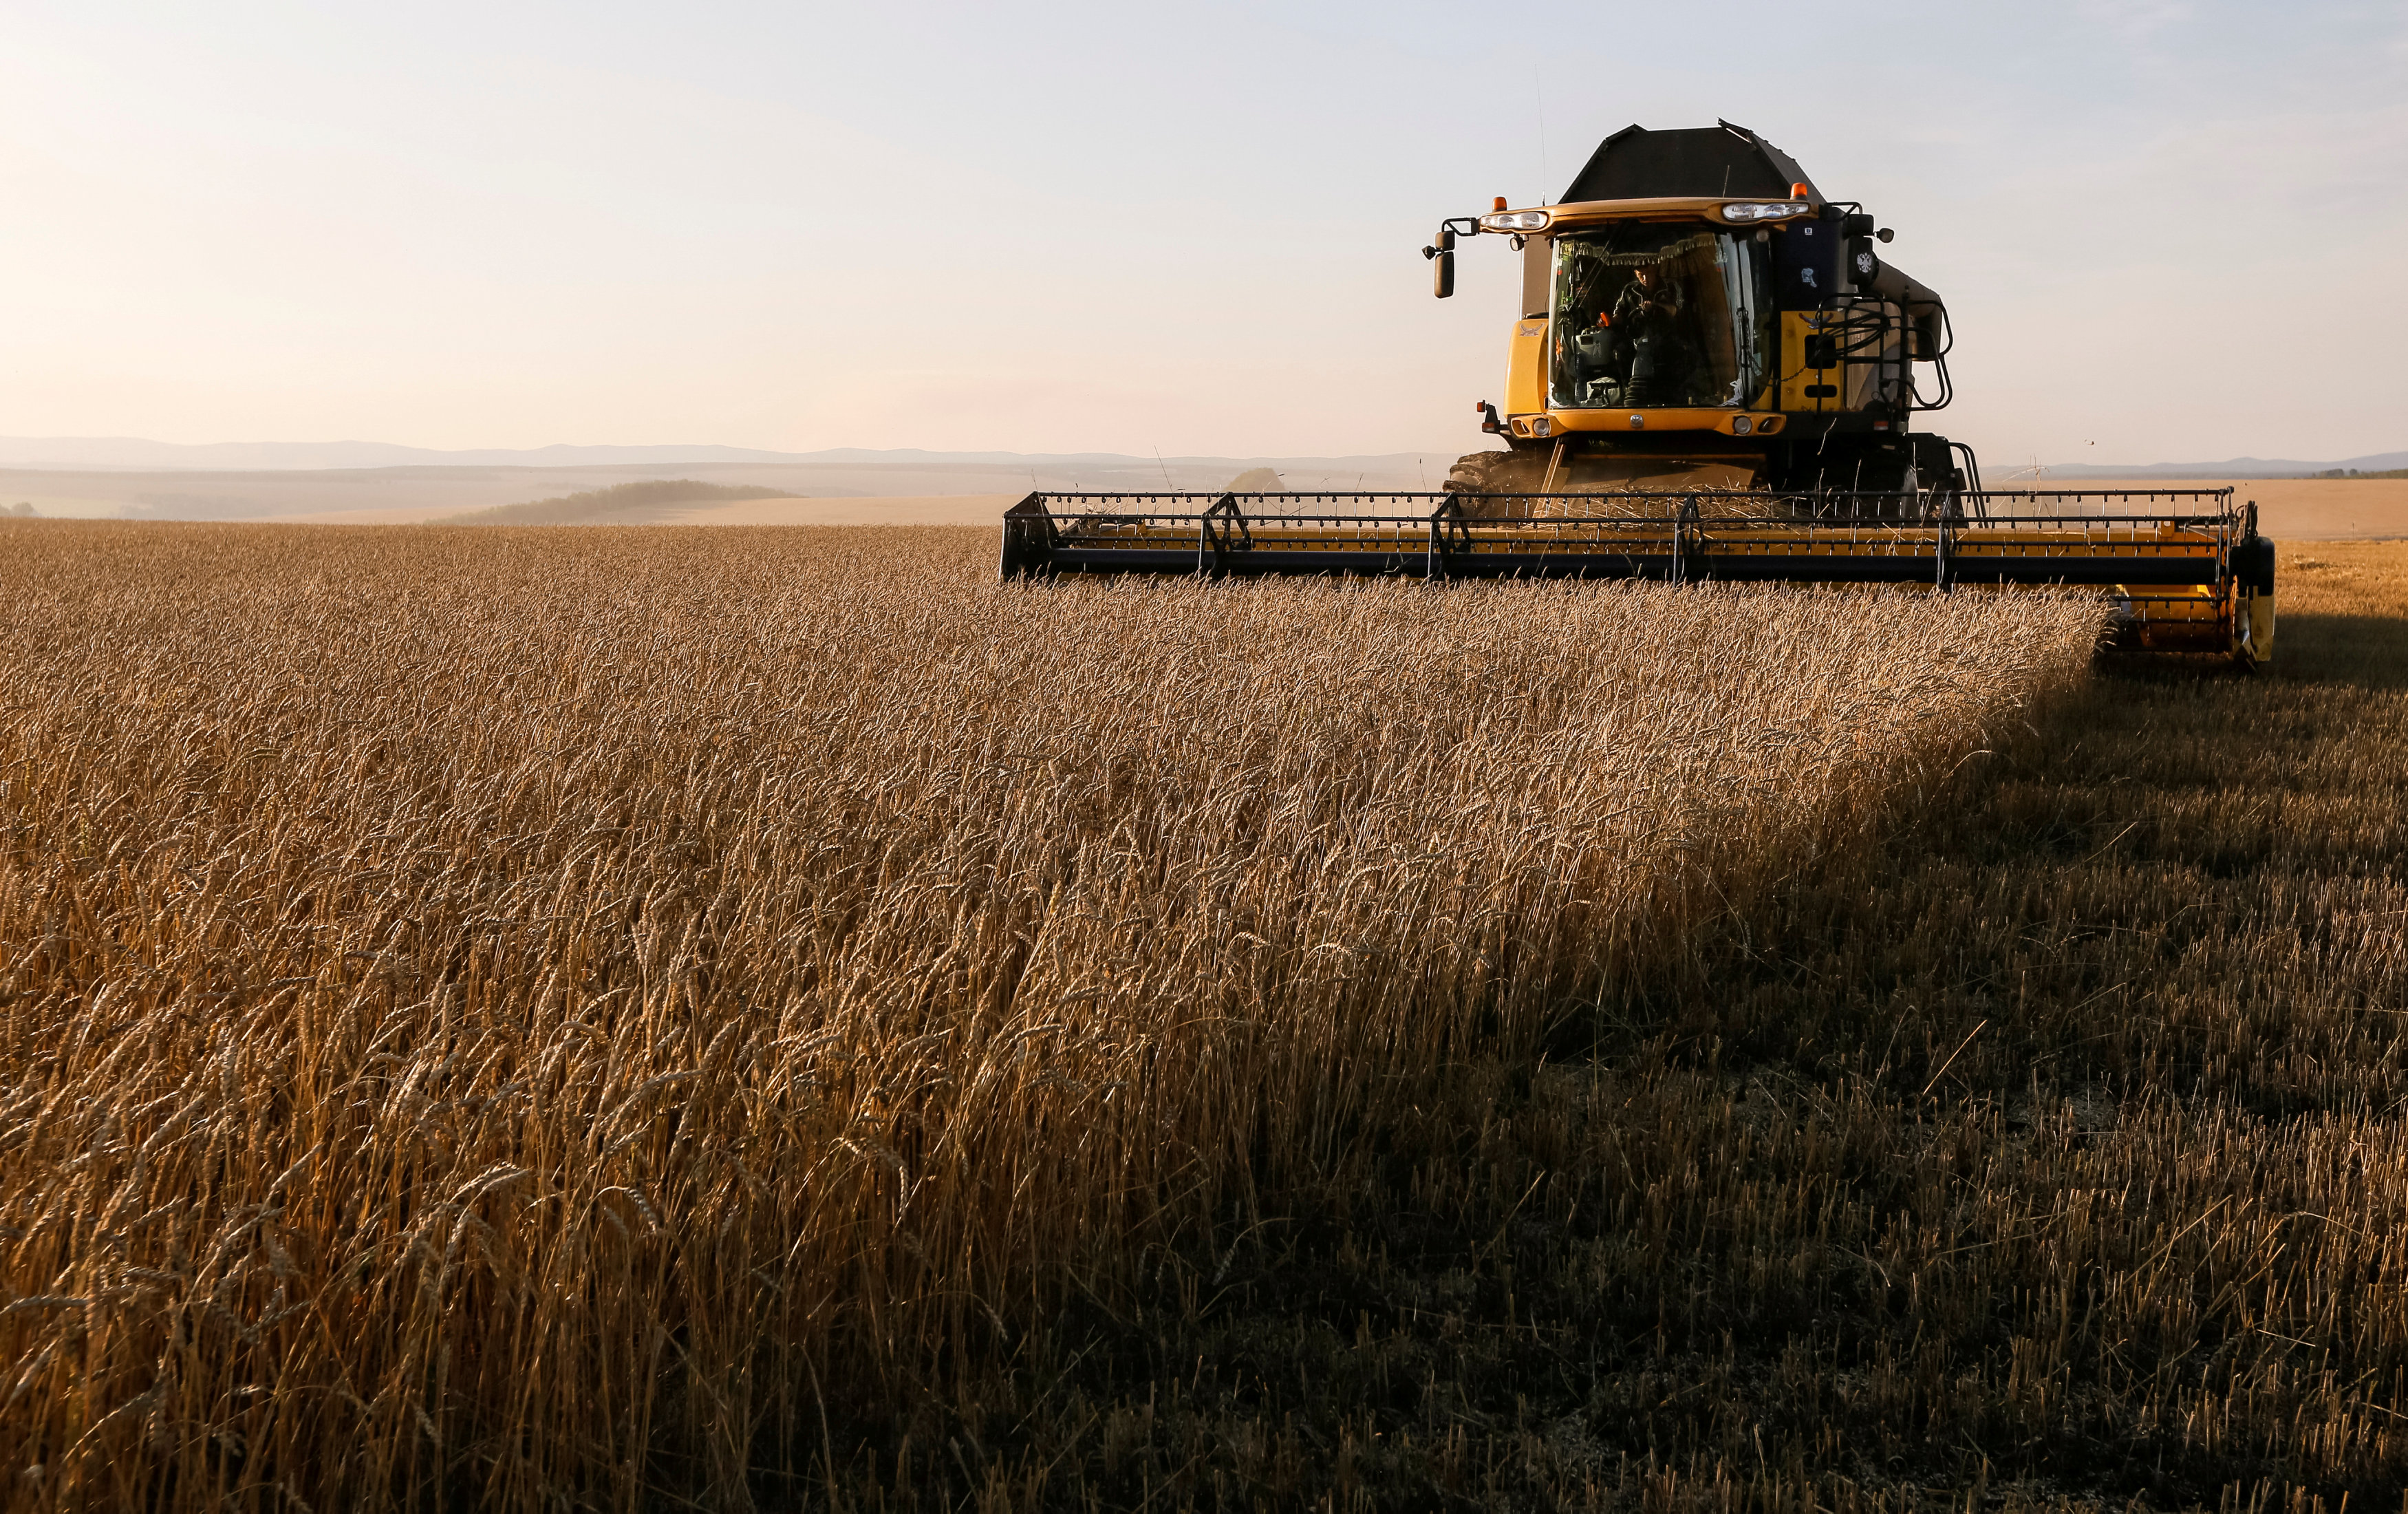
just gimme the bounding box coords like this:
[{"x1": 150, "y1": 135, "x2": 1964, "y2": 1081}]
[
  {"x1": 999, "y1": 121, "x2": 2277, "y2": 668},
  {"x1": 1428, "y1": 121, "x2": 1952, "y2": 498}
]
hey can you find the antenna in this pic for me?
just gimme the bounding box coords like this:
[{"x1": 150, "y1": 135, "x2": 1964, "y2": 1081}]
[
  {"x1": 1153, "y1": 446, "x2": 1172, "y2": 489},
  {"x1": 1535, "y1": 70, "x2": 1549, "y2": 202}
]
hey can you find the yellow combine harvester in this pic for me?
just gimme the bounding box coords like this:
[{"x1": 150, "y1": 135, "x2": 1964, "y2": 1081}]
[{"x1": 999, "y1": 121, "x2": 2276, "y2": 665}]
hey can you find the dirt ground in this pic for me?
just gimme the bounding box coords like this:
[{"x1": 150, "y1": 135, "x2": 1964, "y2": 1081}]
[
  {"x1": 651, "y1": 493, "x2": 1019, "y2": 526},
  {"x1": 260, "y1": 493, "x2": 1019, "y2": 526},
  {"x1": 2047, "y1": 477, "x2": 2408, "y2": 540}
]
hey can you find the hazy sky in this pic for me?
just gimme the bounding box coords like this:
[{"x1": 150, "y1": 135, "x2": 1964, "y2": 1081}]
[{"x1": 3, "y1": 1, "x2": 2403, "y2": 465}]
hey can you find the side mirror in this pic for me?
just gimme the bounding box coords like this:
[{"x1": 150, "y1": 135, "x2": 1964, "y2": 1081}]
[{"x1": 1422, "y1": 225, "x2": 1457, "y2": 299}]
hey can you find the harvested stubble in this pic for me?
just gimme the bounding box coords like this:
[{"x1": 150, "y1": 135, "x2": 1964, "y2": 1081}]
[{"x1": 0, "y1": 522, "x2": 2100, "y2": 1510}]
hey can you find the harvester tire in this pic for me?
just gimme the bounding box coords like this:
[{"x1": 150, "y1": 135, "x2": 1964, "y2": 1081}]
[
  {"x1": 2236, "y1": 535, "x2": 2276, "y2": 595},
  {"x1": 1443, "y1": 449, "x2": 1546, "y2": 494}
]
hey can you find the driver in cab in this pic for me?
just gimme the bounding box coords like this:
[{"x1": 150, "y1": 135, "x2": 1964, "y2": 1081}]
[
  {"x1": 1609, "y1": 262, "x2": 1681, "y2": 332},
  {"x1": 1600, "y1": 262, "x2": 1690, "y2": 405}
]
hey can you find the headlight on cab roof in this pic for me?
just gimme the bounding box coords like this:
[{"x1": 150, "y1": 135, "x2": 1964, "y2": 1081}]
[
  {"x1": 1479, "y1": 210, "x2": 1551, "y2": 233},
  {"x1": 1721, "y1": 202, "x2": 1815, "y2": 222}
]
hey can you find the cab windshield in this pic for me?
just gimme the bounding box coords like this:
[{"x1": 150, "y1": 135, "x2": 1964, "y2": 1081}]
[{"x1": 1550, "y1": 226, "x2": 1774, "y2": 409}]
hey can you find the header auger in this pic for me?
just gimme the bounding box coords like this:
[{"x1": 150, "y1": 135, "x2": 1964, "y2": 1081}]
[{"x1": 1000, "y1": 120, "x2": 2276, "y2": 665}]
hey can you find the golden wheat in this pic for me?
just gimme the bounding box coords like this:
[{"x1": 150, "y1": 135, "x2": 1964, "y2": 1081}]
[{"x1": 0, "y1": 521, "x2": 2103, "y2": 1509}]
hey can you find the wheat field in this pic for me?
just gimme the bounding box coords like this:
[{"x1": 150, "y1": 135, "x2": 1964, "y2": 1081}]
[{"x1": 0, "y1": 521, "x2": 2105, "y2": 1510}]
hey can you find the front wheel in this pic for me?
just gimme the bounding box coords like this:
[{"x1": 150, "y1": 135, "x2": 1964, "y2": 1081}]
[{"x1": 1443, "y1": 449, "x2": 1549, "y2": 511}]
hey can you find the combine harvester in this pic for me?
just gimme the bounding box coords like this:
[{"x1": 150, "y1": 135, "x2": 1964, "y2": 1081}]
[{"x1": 1000, "y1": 122, "x2": 2275, "y2": 665}]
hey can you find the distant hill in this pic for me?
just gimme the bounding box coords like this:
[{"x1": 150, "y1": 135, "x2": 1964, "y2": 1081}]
[
  {"x1": 449, "y1": 480, "x2": 803, "y2": 526},
  {"x1": 0, "y1": 437, "x2": 813, "y2": 471},
  {"x1": 14, "y1": 433, "x2": 2402, "y2": 520},
  {"x1": 2044, "y1": 449, "x2": 2408, "y2": 479},
  {"x1": 0, "y1": 436, "x2": 1460, "y2": 484},
  {"x1": 0, "y1": 445, "x2": 1467, "y2": 520}
]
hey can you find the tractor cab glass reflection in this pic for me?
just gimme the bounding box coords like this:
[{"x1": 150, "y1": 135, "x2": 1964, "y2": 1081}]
[{"x1": 1549, "y1": 226, "x2": 1774, "y2": 410}]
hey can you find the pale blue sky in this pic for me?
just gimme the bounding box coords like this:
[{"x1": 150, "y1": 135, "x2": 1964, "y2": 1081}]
[{"x1": 3, "y1": 1, "x2": 2402, "y2": 465}]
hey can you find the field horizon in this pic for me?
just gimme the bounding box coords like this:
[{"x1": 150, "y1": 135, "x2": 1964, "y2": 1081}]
[
  {"x1": 0, "y1": 434, "x2": 2401, "y2": 479},
  {"x1": 6, "y1": 452, "x2": 2408, "y2": 537}
]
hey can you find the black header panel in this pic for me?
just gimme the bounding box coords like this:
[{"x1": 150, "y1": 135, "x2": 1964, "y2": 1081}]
[{"x1": 1559, "y1": 121, "x2": 1821, "y2": 205}]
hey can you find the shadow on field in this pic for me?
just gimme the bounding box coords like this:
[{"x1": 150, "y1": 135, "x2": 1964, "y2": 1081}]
[
  {"x1": 852, "y1": 558, "x2": 2408, "y2": 1510},
  {"x1": 2272, "y1": 611, "x2": 2408, "y2": 687}
]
